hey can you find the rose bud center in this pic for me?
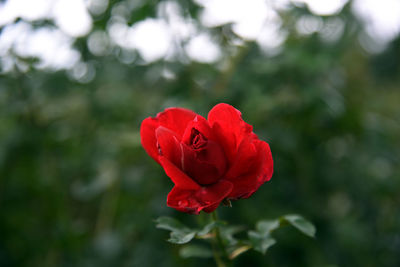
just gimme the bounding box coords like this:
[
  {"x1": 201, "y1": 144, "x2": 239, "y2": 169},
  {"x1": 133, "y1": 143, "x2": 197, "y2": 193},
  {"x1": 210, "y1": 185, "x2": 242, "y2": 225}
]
[
  {"x1": 190, "y1": 128, "x2": 207, "y2": 149},
  {"x1": 182, "y1": 127, "x2": 227, "y2": 186}
]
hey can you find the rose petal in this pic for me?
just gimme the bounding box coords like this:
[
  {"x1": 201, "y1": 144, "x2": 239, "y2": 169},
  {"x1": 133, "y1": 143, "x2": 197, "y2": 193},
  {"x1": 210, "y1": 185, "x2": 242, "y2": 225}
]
[
  {"x1": 156, "y1": 107, "x2": 197, "y2": 137},
  {"x1": 207, "y1": 103, "x2": 253, "y2": 163},
  {"x1": 159, "y1": 156, "x2": 200, "y2": 190},
  {"x1": 140, "y1": 107, "x2": 197, "y2": 164},
  {"x1": 203, "y1": 203, "x2": 220, "y2": 213},
  {"x1": 155, "y1": 126, "x2": 183, "y2": 168},
  {"x1": 254, "y1": 139, "x2": 273, "y2": 184},
  {"x1": 182, "y1": 115, "x2": 215, "y2": 144},
  {"x1": 181, "y1": 143, "x2": 222, "y2": 185},
  {"x1": 167, "y1": 180, "x2": 233, "y2": 214},
  {"x1": 225, "y1": 136, "x2": 258, "y2": 179},
  {"x1": 227, "y1": 173, "x2": 259, "y2": 199},
  {"x1": 140, "y1": 117, "x2": 161, "y2": 163},
  {"x1": 227, "y1": 139, "x2": 273, "y2": 199}
]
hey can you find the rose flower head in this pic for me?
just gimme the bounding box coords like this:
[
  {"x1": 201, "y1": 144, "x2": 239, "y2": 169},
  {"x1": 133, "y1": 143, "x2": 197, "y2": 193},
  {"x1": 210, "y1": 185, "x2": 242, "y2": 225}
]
[{"x1": 140, "y1": 103, "x2": 273, "y2": 214}]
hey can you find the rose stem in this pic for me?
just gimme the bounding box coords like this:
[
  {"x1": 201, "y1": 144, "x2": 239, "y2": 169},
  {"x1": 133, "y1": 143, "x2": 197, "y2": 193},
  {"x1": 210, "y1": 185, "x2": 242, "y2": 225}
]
[{"x1": 211, "y1": 210, "x2": 232, "y2": 267}]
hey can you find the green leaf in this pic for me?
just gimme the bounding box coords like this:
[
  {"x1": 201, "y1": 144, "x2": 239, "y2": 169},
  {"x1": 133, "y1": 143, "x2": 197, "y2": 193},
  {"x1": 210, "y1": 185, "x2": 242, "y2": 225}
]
[
  {"x1": 168, "y1": 231, "x2": 196, "y2": 244},
  {"x1": 197, "y1": 221, "x2": 224, "y2": 236},
  {"x1": 155, "y1": 217, "x2": 197, "y2": 244},
  {"x1": 248, "y1": 231, "x2": 276, "y2": 254},
  {"x1": 155, "y1": 216, "x2": 190, "y2": 232},
  {"x1": 220, "y1": 226, "x2": 245, "y2": 246},
  {"x1": 179, "y1": 245, "x2": 213, "y2": 258},
  {"x1": 247, "y1": 214, "x2": 315, "y2": 255},
  {"x1": 281, "y1": 214, "x2": 316, "y2": 238},
  {"x1": 256, "y1": 219, "x2": 280, "y2": 235}
]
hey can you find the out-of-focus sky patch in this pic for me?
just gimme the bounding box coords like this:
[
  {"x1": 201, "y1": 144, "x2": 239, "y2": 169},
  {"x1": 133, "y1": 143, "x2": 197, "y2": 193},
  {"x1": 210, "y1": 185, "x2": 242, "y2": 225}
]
[
  {"x1": 185, "y1": 33, "x2": 221, "y2": 63},
  {"x1": 126, "y1": 19, "x2": 172, "y2": 63},
  {"x1": 0, "y1": 0, "x2": 52, "y2": 25},
  {"x1": 86, "y1": 0, "x2": 109, "y2": 16},
  {"x1": 106, "y1": 1, "x2": 198, "y2": 63},
  {"x1": 353, "y1": 0, "x2": 400, "y2": 42},
  {"x1": 293, "y1": 0, "x2": 348, "y2": 16},
  {"x1": 107, "y1": 19, "x2": 170, "y2": 63},
  {"x1": 195, "y1": 0, "x2": 285, "y2": 53},
  {"x1": 52, "y1": 0, "x2": 92, "y2": 37},
  {"x1": 1, "y1": 0, "x2": 400, "y2": 73},
  {"x1": 0, "y1": 0, "x2": 91, "y2": 72},
  {"x1": 0, "y1": 0, "x2": 92, "y2": 37},
  {"x1": 0, "y1": 21, "x2": 80, "y2": 70}
]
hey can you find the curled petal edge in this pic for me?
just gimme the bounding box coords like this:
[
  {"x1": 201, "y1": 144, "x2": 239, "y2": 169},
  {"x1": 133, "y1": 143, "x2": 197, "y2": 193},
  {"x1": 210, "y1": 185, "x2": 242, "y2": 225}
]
[
  {"x1": 159, "y1": 156, "x2": 200, "y2": 190},
  {"x1": 167, "y1": 180, "x2": 233, "y2": 214}
]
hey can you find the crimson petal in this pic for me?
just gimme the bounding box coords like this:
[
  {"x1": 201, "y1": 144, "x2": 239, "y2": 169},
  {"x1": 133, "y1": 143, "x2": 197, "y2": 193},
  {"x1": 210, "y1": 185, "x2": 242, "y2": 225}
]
[
  {"x1": 254, "y1": 139, "x2": 273, "y2": 185},
  {"x1": 207, "y1": 103, "x2": 253, "y2": 163},
  {"x1": 227, "y1": 139, "x2": 273, "y2": 199},
  {"x1": 225, "y1": 136, "x2": 258, "y2": 179},
  {"x1": 140, "y1": 107, "x2": 197, "y2": 164},
  {"x1": 182, "y1": 115, "x2": 215, "y2": 144},
  {"x1": 158, "y1": 156, "x2": 200, "y2": 190},
  {"x1": 167, "y1": 180, "x2": 233, "y2": 214},
  {"x1": 155, "y1": 126, "x2": 183, "y2": 168},
  {"x1": 140, "y1": 117, "x2": 160, "y2": 163},
  {"x1": 155, "y1": 107, "x2": 197, "y2": 138}
]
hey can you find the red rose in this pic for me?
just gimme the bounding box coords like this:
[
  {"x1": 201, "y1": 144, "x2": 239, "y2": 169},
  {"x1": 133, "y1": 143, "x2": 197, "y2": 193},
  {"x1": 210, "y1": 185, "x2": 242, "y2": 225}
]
[{"x1": 140, "y1": 103, "x2": 273, "y2": 214}]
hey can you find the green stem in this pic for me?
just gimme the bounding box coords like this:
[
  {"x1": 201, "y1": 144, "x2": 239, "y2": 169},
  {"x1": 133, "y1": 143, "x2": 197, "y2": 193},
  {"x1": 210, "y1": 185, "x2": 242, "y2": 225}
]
[{"x1": 211, "y1": 211, "x2": 232, "y2": 267}]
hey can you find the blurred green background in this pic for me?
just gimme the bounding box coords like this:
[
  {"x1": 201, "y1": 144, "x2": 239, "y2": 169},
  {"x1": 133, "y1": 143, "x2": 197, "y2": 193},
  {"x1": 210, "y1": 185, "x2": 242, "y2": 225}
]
[{"x1": 1, "y1": 0, "x2": 400, "y2": 266}]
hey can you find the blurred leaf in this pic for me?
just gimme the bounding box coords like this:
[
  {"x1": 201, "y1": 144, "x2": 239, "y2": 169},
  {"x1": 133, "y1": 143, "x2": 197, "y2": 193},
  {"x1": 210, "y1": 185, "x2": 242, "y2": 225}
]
[
  {"x1": 256, "y1": 219, "x2": 280, "y2": 235},
  {"x1": 155, "y1": 216, "x2": 190, "y2": 232},
  {"x1": 281, "y1": 214, "x2": 316, "y2": 238},
  {"x1": 168, "y1": 231, "x2": 196, "y2": 244},
  {"x1": 197, "y1": 221, "x2": 224, "y2": 236},
  {"x1": 220, "y1": 225, "x2": 245, "y2": 246},
  {"x1": 179, "y1": 245, "x2": 213, "y2": 258},
  {"x1": 155, "y1": 216, "x2": 196, "y2": 244},
  {"x1": 248, "y1": 231, "x2": 276, "y2": 254},
  {"x1": 248, "y1": 215, "x2": 315, "y2": 255}
]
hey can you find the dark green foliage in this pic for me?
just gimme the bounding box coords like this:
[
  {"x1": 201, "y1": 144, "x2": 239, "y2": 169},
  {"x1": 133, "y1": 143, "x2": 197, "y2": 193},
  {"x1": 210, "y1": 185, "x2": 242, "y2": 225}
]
[
  {"x1": 155, "y1": 217, "x2": 223, "y2": 244},
  {"x1": 1, "y1": 1, "x2": 400, "y2": 267}
]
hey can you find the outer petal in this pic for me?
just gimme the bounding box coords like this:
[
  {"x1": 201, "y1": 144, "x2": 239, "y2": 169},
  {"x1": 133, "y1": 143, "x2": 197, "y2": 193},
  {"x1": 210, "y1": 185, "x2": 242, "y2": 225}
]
[
  {"x1": 203, "y1": 203, "x2": 220, "y2": 213},
  {"x1": 207, "y1": 103, "x2": 253, "y2": 163},
  {"x1": 155, "y1": 107, "x2": 197, "y2": 137},
  {"x1": 159, "y1": 156, "x2": 200, "y2": 190},
  {"x1": 140, "y1": 117, "x2": 160, "y2": 163},
  {"x1": 225, "y1": 136, "x2": 258, "y2": 179},
  {"x1": 140, "y1": 107, "x2": 197, "y2": 164},
  {"x1": 155, "y1": 126, "x2": 183, "y2": 168},
  {"x1": 167, "y1": 180, "x2": 233, "y2": 214},
  {"x1": 254, "y1": 140, "x2": 273, "y2": 185},
  {"x1": 227, "y1": 139, "x2": 273, "y2": 199}
]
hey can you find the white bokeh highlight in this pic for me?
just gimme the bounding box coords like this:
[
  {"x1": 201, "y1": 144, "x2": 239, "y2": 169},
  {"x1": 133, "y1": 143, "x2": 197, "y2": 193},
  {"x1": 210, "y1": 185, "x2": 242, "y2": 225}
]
[
  {"x1": 294, "y1": 0, "x2": 348, "y2": 16},
  {"x1": 1, "y1": 0, "x2": 400, "y2": 72},
  {"x1": 353, "y1": 0, "x2": 400, "y2": 42},
  {"x1": 195, "y1": 0, "x2": 286, "y2": 54},
  {"x1": 127, "y1": 19, "x2": 172, "y2": 63},
  {"x1": 0, "y1": 0, "x2": 92, "y2": 37},
  {"x1": 0, "y1": 21, "x2": 80, "y2": 70},
  {"x1": 185, "y1": 33, "x2": 221, "y2": 63},
  {"x1": 197, "y1": 0, "x2": 275, "y2": 39},
  {"x1": 53, "y1": 0, "x2": 92, "y2": 37},
  {"x1": 0, "y1": 0, "x2": 91, "y2": 72},
  {"x1": 0, "y1": 0, "x2": 52, "y2": 25}
]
